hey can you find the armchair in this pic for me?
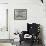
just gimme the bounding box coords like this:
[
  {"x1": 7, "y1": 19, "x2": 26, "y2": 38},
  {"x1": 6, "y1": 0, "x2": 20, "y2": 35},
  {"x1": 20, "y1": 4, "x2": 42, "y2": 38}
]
[{"x1": 19, "y1": 23, "x2": 41, "y2": 46}]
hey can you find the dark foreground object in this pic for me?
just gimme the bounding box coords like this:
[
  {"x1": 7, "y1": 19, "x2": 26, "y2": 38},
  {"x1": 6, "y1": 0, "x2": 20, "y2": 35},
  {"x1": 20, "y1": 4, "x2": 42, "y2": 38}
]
[{"x1": 19, "y1": 41, "x2": 43, "y2": 46}]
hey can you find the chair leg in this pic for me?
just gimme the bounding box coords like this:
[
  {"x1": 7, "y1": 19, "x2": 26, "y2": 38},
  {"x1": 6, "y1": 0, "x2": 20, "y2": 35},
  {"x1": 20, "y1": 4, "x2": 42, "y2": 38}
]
[
  {"x1": 30, "y1": 41, "x2": 34, "y2": 46},
  {"x1": 30, "y1": 38, "x2": 34, "y2": 46},
  {"x1": 20, "y1": 41, "x2": 21, "y2": 45}
]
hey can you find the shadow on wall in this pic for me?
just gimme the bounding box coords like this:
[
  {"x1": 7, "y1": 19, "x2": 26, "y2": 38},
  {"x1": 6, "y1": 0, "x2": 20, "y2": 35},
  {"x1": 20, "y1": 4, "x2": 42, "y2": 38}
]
[{"x1": 40, "y1": 25, "x2": 45, "y2": 46}]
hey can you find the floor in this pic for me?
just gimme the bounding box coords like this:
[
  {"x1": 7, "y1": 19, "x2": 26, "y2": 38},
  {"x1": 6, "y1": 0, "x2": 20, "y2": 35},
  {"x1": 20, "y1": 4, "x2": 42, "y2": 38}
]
[
  {"x1": 0, "y1": 43, "x2": 13, "y2": 46},
  {"x1": 0, "y1": 41, "x2": 43, "y2": 46},
  {"x1": 19, "y1": 41, "x2": 43, "y2": 46}
]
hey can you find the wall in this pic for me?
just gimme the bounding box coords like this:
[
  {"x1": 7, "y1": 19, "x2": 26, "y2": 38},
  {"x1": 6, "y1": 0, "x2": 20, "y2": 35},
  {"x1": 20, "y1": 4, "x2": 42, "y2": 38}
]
[
  {"x1": 0, "y1": 0, "x2": 8, "y2": 3},
  {"x1": 0, "y1": 0, "x2": 13, "y2": 46},
  {"x1": 8, "y1": 0, "x2": 46, "y2": 45},
  {"x1": 0, "y1": 4, "x2": 9, "y2": 39}
]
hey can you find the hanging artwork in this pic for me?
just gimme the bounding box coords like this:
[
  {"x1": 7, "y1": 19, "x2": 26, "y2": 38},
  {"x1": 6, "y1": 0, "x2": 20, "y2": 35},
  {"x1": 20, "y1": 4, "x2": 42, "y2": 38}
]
[{"x1": 14, "y1": 9, "x2": 27, "y2": 20}]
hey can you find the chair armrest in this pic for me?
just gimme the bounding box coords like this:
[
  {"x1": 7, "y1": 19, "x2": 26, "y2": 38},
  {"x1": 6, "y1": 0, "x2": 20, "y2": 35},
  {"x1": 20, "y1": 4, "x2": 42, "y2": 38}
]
[
  {"x1": 22, "y1": 31, "x2": 28, "y2": 35},
  {"x1": 19, "y1": 31, "x2": 27, "y2": 41}
]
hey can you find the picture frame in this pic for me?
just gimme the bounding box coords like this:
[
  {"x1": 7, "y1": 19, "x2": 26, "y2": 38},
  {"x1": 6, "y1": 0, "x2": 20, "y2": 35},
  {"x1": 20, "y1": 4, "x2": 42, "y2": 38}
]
[{"x1": 14, "y1": 9, "x2": 27, "y2": 20}]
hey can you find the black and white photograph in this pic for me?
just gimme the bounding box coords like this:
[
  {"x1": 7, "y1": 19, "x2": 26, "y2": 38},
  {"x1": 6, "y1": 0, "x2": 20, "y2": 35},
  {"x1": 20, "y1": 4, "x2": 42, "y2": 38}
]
[{"x1": 0, "y1": 0, "x2": 46, "y2": 46}]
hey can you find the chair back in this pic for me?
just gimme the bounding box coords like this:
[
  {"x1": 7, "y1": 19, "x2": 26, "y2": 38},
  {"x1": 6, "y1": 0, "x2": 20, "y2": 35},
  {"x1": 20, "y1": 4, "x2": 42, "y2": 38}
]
[{"x1": 27, "y1": 23, "x2": 40, "y2": 35}]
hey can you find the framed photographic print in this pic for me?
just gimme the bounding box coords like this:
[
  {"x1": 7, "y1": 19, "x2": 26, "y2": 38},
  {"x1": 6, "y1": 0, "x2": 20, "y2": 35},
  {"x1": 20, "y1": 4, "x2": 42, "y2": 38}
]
[{"x1": 14, "y1": 9, "x2": 27, "y2": 20}]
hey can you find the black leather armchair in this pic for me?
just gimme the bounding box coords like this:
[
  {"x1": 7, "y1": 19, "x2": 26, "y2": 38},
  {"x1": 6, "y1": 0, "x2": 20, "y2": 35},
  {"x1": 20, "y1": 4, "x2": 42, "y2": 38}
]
[{"x1": 19, "y1": 23, "x2": 40, "y2": 45}]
